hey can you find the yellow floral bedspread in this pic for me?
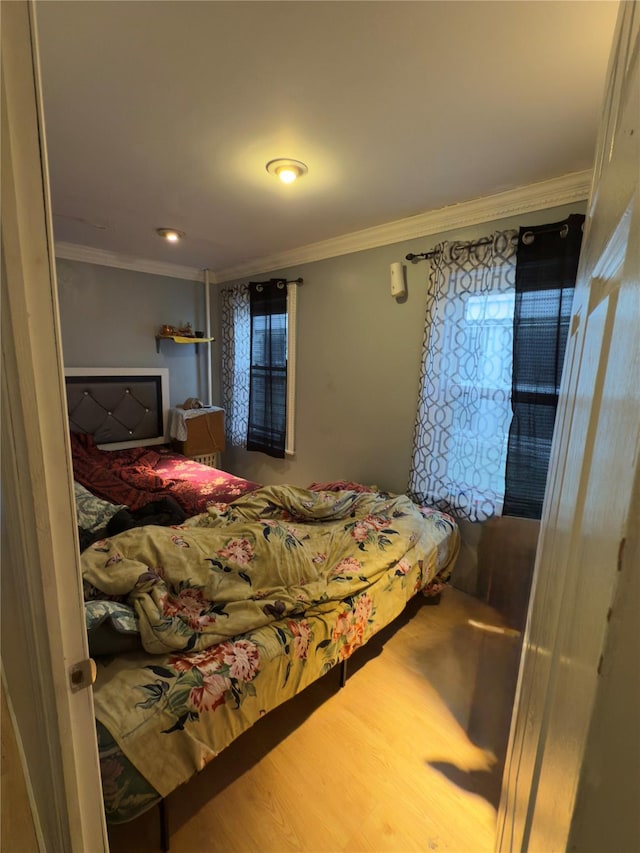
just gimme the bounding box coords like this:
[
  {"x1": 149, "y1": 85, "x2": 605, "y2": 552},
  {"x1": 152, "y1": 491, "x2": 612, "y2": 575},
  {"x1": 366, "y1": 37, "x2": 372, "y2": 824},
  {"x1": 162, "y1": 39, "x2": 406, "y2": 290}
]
[{"x1": 87, "y1": 486, "x2": 459, "y2": 814}]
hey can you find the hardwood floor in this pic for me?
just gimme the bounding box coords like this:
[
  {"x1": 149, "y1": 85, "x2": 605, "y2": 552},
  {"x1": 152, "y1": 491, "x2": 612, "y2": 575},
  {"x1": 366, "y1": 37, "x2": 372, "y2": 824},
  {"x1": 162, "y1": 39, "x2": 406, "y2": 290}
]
[
  {"x1": 1, "y1": 683, "x2": 39, "y2": 853},
  {"x1": 108, "y1": 588, "x2": 521, "y2": 853}
]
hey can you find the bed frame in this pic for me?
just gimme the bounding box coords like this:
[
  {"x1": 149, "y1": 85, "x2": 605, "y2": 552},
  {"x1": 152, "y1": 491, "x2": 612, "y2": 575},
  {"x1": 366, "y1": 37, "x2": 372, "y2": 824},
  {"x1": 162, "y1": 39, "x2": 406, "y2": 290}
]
[
  {"x1": 153, "y1": 594, "x2": 442, "y2": 853},
  {"x1": 64, "y1": 367, "x2": 169, "y2": 450}
]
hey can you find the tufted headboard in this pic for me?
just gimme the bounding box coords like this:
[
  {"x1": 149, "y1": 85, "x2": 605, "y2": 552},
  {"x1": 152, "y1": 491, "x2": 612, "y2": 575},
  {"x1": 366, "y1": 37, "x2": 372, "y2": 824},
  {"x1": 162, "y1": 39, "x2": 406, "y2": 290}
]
[{"x1": 64, "y1": 367, "x2": 169, "y2": 450}]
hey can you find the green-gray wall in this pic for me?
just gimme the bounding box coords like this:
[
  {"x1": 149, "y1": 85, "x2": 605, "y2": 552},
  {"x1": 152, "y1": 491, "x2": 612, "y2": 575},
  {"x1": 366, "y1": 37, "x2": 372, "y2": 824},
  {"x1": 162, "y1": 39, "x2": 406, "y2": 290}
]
[{"x1": 56, "y1": 259, "x2": 209, "y2": 408}]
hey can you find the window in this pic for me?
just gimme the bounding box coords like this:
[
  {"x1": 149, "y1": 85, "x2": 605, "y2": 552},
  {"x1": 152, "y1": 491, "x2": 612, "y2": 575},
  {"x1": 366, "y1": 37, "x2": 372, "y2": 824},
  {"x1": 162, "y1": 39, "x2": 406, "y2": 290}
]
[
  {"x1": 451, "y1": 290, "x2": 516, "y2": 503},
  {"x1": 503, "y1": 217, "x2": 583, "y2": 518},
  {"x1": 408, "y1": 215, "x2": 584, "y2": 522},
  {"x1": 247, "y1": 285, "x2": 288, "y2": 457},
  {"x1": 220, "y1": 279, "x2": 297, "y2": 457},
  {"x1": 407, "y1": 233, "x2": 518, "y2": 522}
]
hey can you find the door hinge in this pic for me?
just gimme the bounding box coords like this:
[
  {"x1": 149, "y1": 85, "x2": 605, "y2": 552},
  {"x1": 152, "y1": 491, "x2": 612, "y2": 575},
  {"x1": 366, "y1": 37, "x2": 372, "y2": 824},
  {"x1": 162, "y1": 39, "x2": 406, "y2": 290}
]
[{"x1": 69, "y1": 658, "x2": 97, "y2": 692}]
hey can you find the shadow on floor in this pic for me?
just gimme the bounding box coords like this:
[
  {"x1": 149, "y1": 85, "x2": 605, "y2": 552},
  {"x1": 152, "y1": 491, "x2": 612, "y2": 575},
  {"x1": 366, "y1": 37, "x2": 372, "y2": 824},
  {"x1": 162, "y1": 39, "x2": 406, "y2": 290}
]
[
  {"x1": 425, "y1": 621, "x2": 522, "y2": 809},
  {"x1": 429, "y1": 761, "x2": 504, "y2": 809}
]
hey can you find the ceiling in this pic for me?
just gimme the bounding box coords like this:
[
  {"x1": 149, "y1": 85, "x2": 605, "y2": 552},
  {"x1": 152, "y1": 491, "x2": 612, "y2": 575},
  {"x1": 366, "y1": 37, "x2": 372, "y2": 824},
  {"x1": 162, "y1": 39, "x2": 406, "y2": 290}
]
[{"x1": 35, "y1": 1, "x2": 619, "y2": 280}]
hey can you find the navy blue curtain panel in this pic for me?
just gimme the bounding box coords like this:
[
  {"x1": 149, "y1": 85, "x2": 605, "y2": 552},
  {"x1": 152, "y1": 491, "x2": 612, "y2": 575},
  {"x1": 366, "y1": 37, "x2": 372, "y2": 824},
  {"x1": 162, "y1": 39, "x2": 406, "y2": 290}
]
[
  {"x1": 503, "y1": 213, "x2": 585, "y2": 519},
  {"x1": 247, "y1": 280, "x2": 287, "y2": 458}
]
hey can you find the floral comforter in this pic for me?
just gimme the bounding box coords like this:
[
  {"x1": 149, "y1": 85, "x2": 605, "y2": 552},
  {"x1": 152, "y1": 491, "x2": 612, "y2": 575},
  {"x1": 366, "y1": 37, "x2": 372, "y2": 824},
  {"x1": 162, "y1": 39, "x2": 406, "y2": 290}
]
[{"x1": 86, "y1": 486, "x2": 459, "y2": 822}]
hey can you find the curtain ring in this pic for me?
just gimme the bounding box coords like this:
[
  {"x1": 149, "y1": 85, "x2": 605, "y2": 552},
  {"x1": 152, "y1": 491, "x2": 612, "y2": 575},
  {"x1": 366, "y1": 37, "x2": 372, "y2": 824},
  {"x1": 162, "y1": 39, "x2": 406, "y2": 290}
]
[
  {"x1": 560, "y1": 223, "x2": 569, "y2": 239},
  {"x1": 493, "y1": 232, "x2": 510, "y2": 254},
  {"x1": 256, "y1": 284, "x2": 263, "y2": 292},
  {"x1": 475, "y1": 241, "x2": 490, "y2": 263},
  {"x1": 521, "y1": 231, "x2": 535, "y2": 246},
  {"x1": 277, "y1": 281, "x2": 285, "y2": 290},
  {"x1": 450, "y1": 242, "x2": 465, "y2": 262}
]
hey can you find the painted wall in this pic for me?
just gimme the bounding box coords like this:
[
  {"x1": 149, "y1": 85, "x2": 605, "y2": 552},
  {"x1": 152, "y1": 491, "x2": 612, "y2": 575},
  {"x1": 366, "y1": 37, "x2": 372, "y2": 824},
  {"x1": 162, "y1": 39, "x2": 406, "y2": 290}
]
[
  {"x1": 56, "y1": 259, "x2": 210, "y2": 408},
  {"x1": 217, "y1": 200, "x2": 587, "y2": 499}
]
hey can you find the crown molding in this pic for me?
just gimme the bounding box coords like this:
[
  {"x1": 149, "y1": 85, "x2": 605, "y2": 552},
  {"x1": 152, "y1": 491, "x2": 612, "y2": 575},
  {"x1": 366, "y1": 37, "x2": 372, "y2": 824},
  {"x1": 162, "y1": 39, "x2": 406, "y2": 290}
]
[
  {"x1": 215, "y1": 169, "x2": 592, "y2": 282},
  {"x1": 54, "y1": 170, "x2": 591, "y2": 284},
  {"x1": 54, "y1": 242, "x2": 207, "y2": 282}
]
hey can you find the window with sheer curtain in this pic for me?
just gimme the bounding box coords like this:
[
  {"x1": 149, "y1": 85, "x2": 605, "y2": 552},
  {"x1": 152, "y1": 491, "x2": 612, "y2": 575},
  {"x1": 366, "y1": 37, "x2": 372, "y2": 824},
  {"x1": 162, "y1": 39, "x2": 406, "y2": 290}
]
[
  {"x1": 407, "y1": 215, "x2": 584, "y2": 522},
  {"x1": 408, "y1": 231, "x2": 518, "y2": 522}
]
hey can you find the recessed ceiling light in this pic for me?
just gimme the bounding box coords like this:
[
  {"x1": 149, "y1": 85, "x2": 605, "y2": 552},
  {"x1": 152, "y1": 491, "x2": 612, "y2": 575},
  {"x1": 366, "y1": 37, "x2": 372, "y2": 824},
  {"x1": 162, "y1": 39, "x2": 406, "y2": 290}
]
[
  {"x1": 266, "y1": 159, "x2": 308, "y2": 184},
  {"x1": 156, "y1": 228, "x2": 185, "y2": 242}
]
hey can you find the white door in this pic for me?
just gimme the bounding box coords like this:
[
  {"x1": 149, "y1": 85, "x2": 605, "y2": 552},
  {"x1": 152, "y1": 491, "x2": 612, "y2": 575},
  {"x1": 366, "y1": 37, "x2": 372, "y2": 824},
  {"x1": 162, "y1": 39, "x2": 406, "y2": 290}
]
[
  {"x1": 1, "y1": 2, "x2": 108, "y2": 850},
  {"x1": 497, "y1": 3, "x2": 639, "y2": 851}
]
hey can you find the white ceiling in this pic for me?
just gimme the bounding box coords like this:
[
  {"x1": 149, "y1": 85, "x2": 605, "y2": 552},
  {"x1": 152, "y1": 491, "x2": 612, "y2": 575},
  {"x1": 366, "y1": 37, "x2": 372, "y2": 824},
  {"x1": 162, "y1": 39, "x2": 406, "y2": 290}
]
[{"x1": 35, "y1": 1, "x2": 619, "y2": 279}]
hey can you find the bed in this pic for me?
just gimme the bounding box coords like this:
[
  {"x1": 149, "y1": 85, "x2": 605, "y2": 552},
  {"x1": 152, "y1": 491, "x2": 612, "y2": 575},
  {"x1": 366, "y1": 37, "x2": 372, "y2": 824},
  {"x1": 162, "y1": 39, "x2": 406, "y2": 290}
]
[
  {"x1": 65, "y1": 370, "x2": 460, "y2": 846},
  {"x1": 66, "y1": 368, "x2": 261, "y2": 518},
  {"x1": 70, "y1": 432, "x2": 260, "y2": 517}
]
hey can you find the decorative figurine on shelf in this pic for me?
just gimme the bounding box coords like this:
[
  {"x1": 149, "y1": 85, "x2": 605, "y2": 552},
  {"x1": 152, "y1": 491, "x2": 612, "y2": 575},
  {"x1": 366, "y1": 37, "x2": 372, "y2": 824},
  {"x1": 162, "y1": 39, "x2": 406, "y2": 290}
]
[{"x1": 159, "y1": 323, "x2": 196, "y2": 337}]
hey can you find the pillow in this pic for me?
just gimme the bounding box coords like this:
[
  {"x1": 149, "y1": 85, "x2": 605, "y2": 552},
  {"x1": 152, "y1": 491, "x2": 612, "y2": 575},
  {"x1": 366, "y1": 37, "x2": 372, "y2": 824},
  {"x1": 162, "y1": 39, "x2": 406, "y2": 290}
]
[
  {"x1": 74, "y1": 481, "x2": 126, "y2": 533},
  {"x1": 84, "y1": 600, "x2": 141, "y2": 656}
]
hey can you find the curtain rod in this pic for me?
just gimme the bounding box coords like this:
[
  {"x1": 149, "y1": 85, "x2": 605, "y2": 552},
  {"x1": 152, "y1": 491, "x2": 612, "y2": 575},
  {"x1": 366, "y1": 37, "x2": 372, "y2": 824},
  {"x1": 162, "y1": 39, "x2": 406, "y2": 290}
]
[
  {"x1": 405, "y1": 221, "x2": 572, "y2": 262},
  {"x1": 406, "y1": 237, "x2": 502, "y2": 262},
  {"x1": 221, "y1": 277, "x2": 303, "y2": 293}
]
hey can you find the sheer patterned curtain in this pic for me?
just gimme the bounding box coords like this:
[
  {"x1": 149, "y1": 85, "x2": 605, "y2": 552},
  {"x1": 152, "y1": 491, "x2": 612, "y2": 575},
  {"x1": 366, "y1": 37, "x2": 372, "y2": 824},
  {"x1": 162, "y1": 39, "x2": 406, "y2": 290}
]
[
  {"x1": 408, "y1": 231, "x2": 517, "y2": 522},
  {"x1": 220, "y1": 284, "x2": 250, "y2": 447}
]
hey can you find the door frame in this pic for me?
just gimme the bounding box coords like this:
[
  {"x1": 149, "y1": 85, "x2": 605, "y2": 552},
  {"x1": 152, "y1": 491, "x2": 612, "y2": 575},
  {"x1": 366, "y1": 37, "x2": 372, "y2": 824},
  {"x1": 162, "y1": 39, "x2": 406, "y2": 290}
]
[{"x1": 1, "y1": 2, "x2": 108, "y2": 850}]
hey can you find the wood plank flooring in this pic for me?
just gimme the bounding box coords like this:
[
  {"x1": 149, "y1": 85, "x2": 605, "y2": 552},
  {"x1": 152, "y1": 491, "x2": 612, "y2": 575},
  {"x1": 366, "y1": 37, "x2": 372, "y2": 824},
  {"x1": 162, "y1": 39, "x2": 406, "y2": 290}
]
[
  {"x1": 108, "y1": 588, "x2": 522, "y2": 853},
  {"x1": 1, "y1": 682, "x2": 39, "y2": 853}
]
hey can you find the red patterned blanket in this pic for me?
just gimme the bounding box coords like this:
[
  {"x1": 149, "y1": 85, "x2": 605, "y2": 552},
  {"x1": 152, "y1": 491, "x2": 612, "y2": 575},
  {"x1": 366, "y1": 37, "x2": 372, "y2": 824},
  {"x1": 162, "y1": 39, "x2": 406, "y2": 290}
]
[{"x1": 70, "y1": 433, "x2": 260, "y2": 516}]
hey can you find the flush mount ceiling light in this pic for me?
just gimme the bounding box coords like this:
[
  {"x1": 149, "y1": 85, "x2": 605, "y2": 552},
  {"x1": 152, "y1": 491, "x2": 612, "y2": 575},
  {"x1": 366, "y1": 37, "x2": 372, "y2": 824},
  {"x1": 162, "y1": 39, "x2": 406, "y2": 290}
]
[
  {"x1": 156, "y1": 227, "x2": 185, "y2": 243},
  {"x1": 266, "y1": 158, "x2": 308, "y2": 184}
]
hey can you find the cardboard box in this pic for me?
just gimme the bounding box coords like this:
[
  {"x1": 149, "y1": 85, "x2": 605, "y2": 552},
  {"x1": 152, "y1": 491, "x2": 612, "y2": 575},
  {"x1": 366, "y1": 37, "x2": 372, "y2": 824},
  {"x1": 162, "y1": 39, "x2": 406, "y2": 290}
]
[{"x1": 174, "y1": 409, "x2": 225, "y2": 457}]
